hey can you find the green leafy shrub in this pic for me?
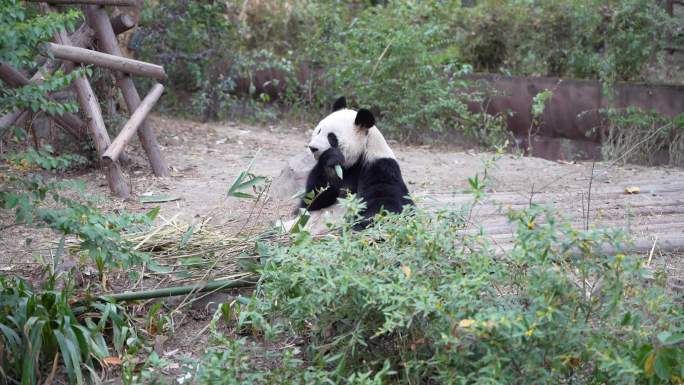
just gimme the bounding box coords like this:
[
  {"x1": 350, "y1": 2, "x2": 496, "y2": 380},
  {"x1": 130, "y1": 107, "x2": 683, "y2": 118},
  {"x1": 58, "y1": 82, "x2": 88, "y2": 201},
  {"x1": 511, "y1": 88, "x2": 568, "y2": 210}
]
[
  {"x1": 137, "y1": 1, "x2": 301, "y2": 121},
  {"x1": 251, "y1": 197, "x2": 684, "y2": 384},
  {"x1": 5, "y1": 145, "x2": 87, "y2": 172},
  {"x1": 303, "y1": 1, "x2": 510, "y2": 143},
  {"x1": 136, "y1": 0, "x2": 511, "y2": 146},
  {"x1": 0, "y1": 276, "x2": 137, "y2": 385},
  {"x1": 457, "y1": 0, "x2": 675, "y2": 84},
  {"x1": 0, "y1": 0, "x2": 83, "y2": 116},
  {"x1": 180, "y1": 336, "x2": 392, "y2": 385},
  {"x1": 136, "y1": 0, "x2": 678, "y2": 146}
]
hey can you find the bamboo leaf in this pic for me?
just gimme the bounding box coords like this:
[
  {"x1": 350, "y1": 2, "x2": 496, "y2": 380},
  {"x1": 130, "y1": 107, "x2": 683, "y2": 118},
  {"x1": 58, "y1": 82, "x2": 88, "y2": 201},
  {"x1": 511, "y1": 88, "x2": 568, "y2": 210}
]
[
  {"x1": 146, "y1": 206, "x2": 161, "y2": 221},
  {"x1": 180, "y1": 225, "x2": 195, "y2": 248},
  {"x1": 54, "y1": 330, "x2": 77, "y2": 384}
]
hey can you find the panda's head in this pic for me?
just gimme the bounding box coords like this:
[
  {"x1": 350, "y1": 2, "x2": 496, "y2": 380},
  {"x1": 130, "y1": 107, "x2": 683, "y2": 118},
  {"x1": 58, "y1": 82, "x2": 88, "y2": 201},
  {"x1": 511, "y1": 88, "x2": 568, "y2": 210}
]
[{"x1": 308, "y1": 97, "x2": 387, "y2": 168}]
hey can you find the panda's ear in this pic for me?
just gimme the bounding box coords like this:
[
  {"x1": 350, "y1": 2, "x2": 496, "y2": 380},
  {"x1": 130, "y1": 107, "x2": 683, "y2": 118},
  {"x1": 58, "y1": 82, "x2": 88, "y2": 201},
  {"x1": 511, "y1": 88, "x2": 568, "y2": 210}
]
[
  {"x1": 332, "y1": 96, "x2": 347, "y2": 112},
  {"x1": 355, "y1": 108, "x2": 375, "y2": 131}
]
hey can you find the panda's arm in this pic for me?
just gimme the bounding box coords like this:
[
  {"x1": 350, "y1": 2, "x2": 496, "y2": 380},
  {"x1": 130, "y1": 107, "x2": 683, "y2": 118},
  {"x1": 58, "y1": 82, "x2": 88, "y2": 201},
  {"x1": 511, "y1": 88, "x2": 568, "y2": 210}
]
[{"x1": 300, "y1": 148, "x2": 345, "y2": 211}]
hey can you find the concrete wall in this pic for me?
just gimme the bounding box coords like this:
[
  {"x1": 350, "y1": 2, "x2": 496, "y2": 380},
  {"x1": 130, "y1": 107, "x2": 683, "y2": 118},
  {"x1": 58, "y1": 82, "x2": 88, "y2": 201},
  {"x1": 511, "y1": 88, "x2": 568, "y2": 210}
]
[{"x1": 468, "y1": 74, "x2": 684, "y2": 143}]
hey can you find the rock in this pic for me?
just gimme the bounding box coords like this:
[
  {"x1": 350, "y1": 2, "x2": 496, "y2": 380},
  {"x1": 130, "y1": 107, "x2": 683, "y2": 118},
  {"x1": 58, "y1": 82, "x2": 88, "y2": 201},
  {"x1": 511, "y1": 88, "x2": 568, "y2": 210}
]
[
  {"x1": 271, "y1": 152, "x2": 352, "y2": 236},
  {"x1": 270, "y1": 151, "x2": 316, "y2": 205}
]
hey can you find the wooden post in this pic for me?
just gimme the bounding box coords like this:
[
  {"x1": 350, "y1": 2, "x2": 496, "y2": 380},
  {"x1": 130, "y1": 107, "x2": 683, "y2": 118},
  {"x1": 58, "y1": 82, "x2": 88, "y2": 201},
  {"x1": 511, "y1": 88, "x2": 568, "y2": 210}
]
[
  {"x1": 111, "y1": 13, "x2": 136, "y2": 35},
  {"x1": 103, "y1": 83, "x2": 163, "y2": 162},
  {"x1": 27, "y1": 0, "x2": 138, "y2": 5},
  {"x1": 86, "y1": 5, "x2": 169, "y2": 177},
  {"x1": 46, "y1": 6, "x2": 131, "y2": 198},
  {"x1": 47, "y1": 43, "x2": 166, "y2": 79},
  {"x1": 0, "y1": 61, "x2": 84, "y2": 139}
]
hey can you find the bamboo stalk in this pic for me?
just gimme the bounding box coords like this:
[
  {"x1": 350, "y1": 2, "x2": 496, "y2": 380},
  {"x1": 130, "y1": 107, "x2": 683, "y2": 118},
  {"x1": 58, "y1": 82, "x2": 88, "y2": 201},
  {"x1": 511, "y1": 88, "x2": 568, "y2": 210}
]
[
  {"x1": 47, "y1": 43, "x2": 166, "y2": 79},
  {"x1": 102, "y1": 83, "x2": 164, "y2": 162},
  {"x1": 85, "y1": 5, "x2": 170, "y2": 177},
  {"x1": 100, "y1": 277, "x2": 258, "y2": 302}
]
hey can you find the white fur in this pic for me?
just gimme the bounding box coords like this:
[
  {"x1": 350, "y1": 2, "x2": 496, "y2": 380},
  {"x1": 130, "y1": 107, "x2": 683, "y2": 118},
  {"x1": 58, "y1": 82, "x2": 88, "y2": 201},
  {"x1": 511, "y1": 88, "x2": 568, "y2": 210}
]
[
  {"x1": 307, "y1": 109, "x2": 395, "y2": 167},
  {"x1": 279, "y1": 204, "x2": 346, "y2": 235}
]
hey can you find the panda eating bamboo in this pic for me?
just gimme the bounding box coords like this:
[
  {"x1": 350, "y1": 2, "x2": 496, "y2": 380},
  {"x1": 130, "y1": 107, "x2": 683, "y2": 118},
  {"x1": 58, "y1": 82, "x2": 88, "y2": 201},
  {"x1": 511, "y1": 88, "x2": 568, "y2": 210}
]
[{"x1": 300, "y1": 96, "x2": 414, "y2": 229}]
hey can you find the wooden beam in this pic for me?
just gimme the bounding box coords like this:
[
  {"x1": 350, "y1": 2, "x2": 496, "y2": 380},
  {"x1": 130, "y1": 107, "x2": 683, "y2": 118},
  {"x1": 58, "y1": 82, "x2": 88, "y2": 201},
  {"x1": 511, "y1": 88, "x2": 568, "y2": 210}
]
[
  {"x1": 26, "y1": 0, "x2": 138, "y2": 5},
  {"x1": 0, "y1": 61, "x2": 28, "y2": 88},
  {"x1": 0, "y1": 61, "x2": 84, "y2": 139},
  {"x1": 103, "y1": 83, "x2": 164, "y2": 162},
  {"x1": 0, "y1": 110, "x2": 29, "y2": 140},
  {"x1": 47, "y1": 43, "x2": 166, "y2": 80},
  {"x1": 30, "y1": 23, "x2": 94, "y2": 86},
  {"x1": 68, "y1": 23, "x2": 96, "y2": 51},
  {"x1": 86, "y1": 5, "x2": 169, "y2": 177},
  {"x1": 46, "y1": 5, "x2": 131, "y2": 198},
  {"x1": 0, "y1": 110, "x2": 24, "y2": 130},
  {"x1": 111, "y1": 13, "x2": 136, "y2": 35}
]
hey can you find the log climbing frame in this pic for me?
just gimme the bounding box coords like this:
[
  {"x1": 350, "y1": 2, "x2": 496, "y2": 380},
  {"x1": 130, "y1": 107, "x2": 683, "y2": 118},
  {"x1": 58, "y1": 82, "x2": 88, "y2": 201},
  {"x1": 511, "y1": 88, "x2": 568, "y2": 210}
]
[{"x1": 1, "y1": 0, "x2": 170, "y2": 198}]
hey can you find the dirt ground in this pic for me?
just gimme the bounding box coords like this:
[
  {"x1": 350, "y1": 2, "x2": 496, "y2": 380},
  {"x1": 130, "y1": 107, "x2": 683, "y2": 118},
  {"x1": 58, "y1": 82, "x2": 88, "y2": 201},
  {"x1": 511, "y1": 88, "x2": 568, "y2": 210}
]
[{"x1": 2, "y1": 114, "x2": 684, "y2": 381}]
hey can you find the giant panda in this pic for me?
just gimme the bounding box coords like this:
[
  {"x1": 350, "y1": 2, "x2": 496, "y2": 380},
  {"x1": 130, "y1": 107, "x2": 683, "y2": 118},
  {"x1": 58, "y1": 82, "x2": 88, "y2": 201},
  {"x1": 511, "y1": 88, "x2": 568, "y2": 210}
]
[{"x1": 300, "y1": 96, "x2": 413, "y2": 229}]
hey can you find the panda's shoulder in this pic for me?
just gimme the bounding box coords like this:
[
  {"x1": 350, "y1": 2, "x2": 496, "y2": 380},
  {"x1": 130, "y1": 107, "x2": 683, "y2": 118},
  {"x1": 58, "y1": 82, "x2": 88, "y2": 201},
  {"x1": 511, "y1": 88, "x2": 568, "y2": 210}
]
[{"x1": 361, "y1": 157, "x2": 402, "y2": 178}]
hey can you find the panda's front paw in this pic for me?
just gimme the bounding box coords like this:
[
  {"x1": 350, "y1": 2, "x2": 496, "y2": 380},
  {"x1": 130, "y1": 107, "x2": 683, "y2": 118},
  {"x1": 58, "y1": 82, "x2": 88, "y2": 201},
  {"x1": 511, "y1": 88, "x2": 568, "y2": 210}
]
[
  {"x1": 320, "y1": 148, "x2": 345, "y2": 181},
  {"x1": 320, "y1": 147, "x2": 345, "y2": 168}
]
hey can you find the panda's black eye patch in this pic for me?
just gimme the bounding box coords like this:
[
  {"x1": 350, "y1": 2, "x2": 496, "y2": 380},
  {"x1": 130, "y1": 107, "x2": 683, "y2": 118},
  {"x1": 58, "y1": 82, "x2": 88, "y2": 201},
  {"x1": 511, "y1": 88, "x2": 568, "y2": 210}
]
[{"x1": 327, "y1": 133, "x2": 338, "y2": 148}]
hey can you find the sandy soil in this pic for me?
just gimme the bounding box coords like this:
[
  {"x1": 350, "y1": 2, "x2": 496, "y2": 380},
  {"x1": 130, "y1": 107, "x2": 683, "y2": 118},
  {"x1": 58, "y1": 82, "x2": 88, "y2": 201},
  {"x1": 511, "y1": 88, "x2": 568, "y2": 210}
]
[
  {"x1": 3, "y1": 113, "x2": 683, "y2": 278},
  {"x1": 2, "y1": 114, "x2": 684, "y2": 381}
]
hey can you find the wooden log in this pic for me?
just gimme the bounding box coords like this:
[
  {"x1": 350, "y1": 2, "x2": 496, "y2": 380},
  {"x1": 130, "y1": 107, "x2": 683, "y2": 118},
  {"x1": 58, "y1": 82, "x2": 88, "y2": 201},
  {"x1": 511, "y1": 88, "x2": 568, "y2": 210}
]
[
  {"x1": 0, "y1": 110, "x2": 24, "y2": 130},
  {"x1": 30, "y1": 23, "x2": 94, "y2": 87},
  {"x1": 0, "y1": 61, "x2": 85, "y2": 139},
  {"x1": 103, "y1": 83, "x2": 164, "y2": 162},
  {"x1": 111, "y1": 13, "x2": 136, "y2": 35},
  {"x1": 47, "y1": 43, "x2": 166, "y2": 80},
  {"x1": 86, "y1": 5, "x2": 169, "y2": 177},
  {"x1": 68, "y1": 23, "x2": 96, "y2": 51},
  {"x1": 26, "y1": 0, "x2": 138, "y2": 5},
  {"x1": 0, "y1": 110, "x2": 29, "y2": 140},
  {"x1": 47, "y1": 9, "x2": 131, "y2": 198},
  {"x1": 0, "y1": 62, "x2": 28, "y2": 88}
]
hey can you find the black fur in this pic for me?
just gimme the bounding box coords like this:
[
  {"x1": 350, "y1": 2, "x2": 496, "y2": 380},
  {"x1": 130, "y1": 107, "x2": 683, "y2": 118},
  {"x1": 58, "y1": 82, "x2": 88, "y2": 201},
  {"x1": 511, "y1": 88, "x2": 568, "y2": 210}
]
[
  {"x1": 301, "y1": 147, "x2": 361, "y2": 211},
  {"x1": 301, "y1": 154, "x2": 413, "y2": 229},
  {"x1": 332, "y1": 96, "x2": 347, "y2": 112},
  {"x1": 354, "y1": 158, "x2": 412, "y2": 228},
  {"x1": 300, "y1": 104, "x2": 412, "y2": 229},
  {"x1": 327, "y1": 133, "x2": 338, "y2": 148},
  {"x1": 355, "y1": 108, "x2": 375, "y2": 130}
]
